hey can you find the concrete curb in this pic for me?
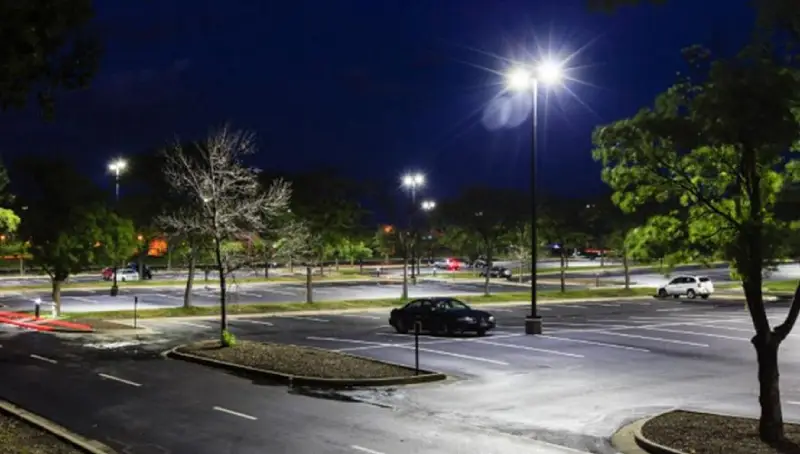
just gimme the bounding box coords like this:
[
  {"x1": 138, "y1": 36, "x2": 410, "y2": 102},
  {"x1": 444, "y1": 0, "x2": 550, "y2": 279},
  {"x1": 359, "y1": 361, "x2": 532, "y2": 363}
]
[
  {"x1": 611, "y1": 411, "x2": 686, "y2": 454},
  {"x1": 0, "y1": 399, "x2": 116, "y2": 453},
  {"x1": 164, "y1": 343, "x2": 448, "y2": 389}
]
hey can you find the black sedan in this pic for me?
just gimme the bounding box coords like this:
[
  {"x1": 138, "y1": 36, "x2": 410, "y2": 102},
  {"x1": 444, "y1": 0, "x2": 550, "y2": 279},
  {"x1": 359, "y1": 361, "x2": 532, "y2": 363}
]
[{"x1": 389, "y1": 297, "x2": 496, "y2": 336}]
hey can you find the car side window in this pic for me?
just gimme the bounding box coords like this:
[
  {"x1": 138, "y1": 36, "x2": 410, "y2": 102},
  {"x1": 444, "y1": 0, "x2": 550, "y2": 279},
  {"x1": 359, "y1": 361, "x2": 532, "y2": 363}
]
[
  {"x1": 685, "y1": 277, "x2": 696, "y2": 284},
  {"x1": 669, "y1": 278, "x2": 682, "y2": 285},
  {"x1": 405, "y1": 300, "x2": 423, "y2": 309}
]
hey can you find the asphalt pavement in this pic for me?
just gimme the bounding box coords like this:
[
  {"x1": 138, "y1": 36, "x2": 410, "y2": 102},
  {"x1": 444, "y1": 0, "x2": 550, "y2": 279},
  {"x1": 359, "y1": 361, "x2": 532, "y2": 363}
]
[
  {"x1": 0, "y1": 280, "x2": 550, "y2": 313},
  {"x1": 3, "y1": 294, "x2": 800, "y2": 453}
]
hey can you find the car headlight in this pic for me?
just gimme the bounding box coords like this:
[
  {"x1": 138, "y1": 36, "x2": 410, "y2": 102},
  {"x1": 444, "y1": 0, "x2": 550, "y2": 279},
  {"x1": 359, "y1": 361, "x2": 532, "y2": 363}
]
[
  {"x1": 457, "y1": 316, "x2": 476, "y2": 323},
  {"x1": 488, "y1": 316, "x2": 495, "y2": 322}
]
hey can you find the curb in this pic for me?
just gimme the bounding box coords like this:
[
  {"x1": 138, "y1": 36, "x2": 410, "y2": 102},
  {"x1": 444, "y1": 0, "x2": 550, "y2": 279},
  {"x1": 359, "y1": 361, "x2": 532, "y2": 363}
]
[
  {"x1": 0, "y1": 399, "x2": 116, "y2": 453},
  {"x1": 611, "y1": 411, "x2": 686, "y2": 454},
  {"x1": 163, "y1": 343, "x2": 448, "y2": 389}
]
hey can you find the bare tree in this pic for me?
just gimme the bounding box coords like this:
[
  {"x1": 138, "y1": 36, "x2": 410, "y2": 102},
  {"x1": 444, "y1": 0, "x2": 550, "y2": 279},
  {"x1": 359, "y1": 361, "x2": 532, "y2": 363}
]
[{"x1": 158, "y1": 125, "x2": 291, "y2": 344}]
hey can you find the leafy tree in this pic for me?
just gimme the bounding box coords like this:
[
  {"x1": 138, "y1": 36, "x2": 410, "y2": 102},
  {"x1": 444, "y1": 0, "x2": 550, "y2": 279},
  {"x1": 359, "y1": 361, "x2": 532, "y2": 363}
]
[
  {"x1": 0, "y1": 0, "x2": 101, "y2": 117},
  {"x1": 539, "y1": 195, "x2": 591, "y2": 292},
  {"x1": 11, "y1": 156, "x2": 105, "y2": 315},
  {"x1": 274, "y1": 218, "x2": 312, "y2": 273},
  {"x1": 592, "y1": 45, "x2": 800, "y2": 442},
  {"x1": 441, "y1": 187, "x2": 527, "y2": 296},
  {"x1": 504, "y1": 223, "x2": 532, "y2": 282},
  {"x1": 373, "y1": 225, "x2": 397, "y2": 263},
  {"x1": 159, "y1": 125, "x2": 291, "y2": 344},
  {"x1": 94, "y1": 210, "x2": 138, "y2": 291},
  {"x1": 437, "y1": 225, "x2": 481, "y2": 262},
  {"x1": 336, "y1": 237, "x2": 372, "y2": 266}
]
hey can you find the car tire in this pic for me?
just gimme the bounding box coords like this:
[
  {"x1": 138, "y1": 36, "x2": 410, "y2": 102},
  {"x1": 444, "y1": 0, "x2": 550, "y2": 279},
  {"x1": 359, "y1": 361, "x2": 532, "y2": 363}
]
[
  {"x1": 673, "y1": 294, "x2": 680, "y2": 299},
  {"x1": 394, "y1": 319, "x2": 408, "y2": 334},
  {"x1": 476, "y1": 329, "x2": 487, "y2": 337},
  {"x1": 701, "y1": 294, "x2": 709, "y2": 300},
  {"x1": 687, "y1": 289, "x2": 697, "y2": 299},
  {"x1": 658, "y1": 289, "x2": 667, "y2": 298}
]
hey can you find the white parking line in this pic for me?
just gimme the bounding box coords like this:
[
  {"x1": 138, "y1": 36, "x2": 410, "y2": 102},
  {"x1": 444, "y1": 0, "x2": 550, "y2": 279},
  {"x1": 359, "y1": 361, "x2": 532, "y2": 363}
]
[
  {"x1": 340, "y1": 314, "x2": 382, "y2": 320},
  {"x1": 269, "y1": 289, "x2": 297, "y2": 296},
  {"x1": 212, "y1": 406, "x2": 258, "y2": 420},
  {"x1": 238, "y1": 292, "x2": 263, "y2": 298},
  {"x1": 490, "y1": 308, "x2": 514, "y2": 312},
  {"x1": 65, "y1": 296, "x2": 100, "y2": 304},
  {"x1": 474, "y1": 339, "x2": 584, "y2": 358},
  {"x1": 787, "y1": 401, "x2": 800, "y2": 406},
  {"x1": 98, "y1": 373, "x2": 142, "y2": 387},
  {"x1": 539, "y1": 335, "x2": 651, "y2": 352},
  {"x1": 168, "y1": 321, "x2": 211, "y2": 329},
  {"x1": 308, "y1": 336, "x2": 509, "y2": 365},
  {"x1": 641, "y1": 327, "x2": 749, "y2": 341},
  {"x1": 561, "y1": 305, "x2": 587, "y2": 309},
  {"x1": 351, "y1": 445, "x2": 385, "y2": 454},
  {"x1": 30, "y1": 354, "x2": 57, "y2": 364},
  {"x1": 590, "y1": 331, "x2": 710, "y2": 347},
  {"x1": 656, "y1": 308, "x2": 690, "y2": 312},
  {"x1": 280, "y1": 316, "x2": 329, "y2": 323},
  {"x1": 546, "y1": 322, "x2": 628, "y2": 328},
  {"x1": 596, "y1": 303, "x2": 621, "y2": 307},
  {"x1": 231, "y1": 319, "x2": 274, "y2": 326}
]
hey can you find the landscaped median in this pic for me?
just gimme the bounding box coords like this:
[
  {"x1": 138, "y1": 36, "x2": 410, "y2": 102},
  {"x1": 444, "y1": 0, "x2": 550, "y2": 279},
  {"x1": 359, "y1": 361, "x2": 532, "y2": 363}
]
[
  {"x1": 167, "y1": 340, "x2": 446, "y2": 388},
  {"x1": 0, "y1": 399, "x2": 116, "y2": 454},
  {"x1": 60, "y1": 287, "x2": 658, "y2": 322},
  {"x1": 613, "y1": 409, "x2": 800, "y2": 454}
]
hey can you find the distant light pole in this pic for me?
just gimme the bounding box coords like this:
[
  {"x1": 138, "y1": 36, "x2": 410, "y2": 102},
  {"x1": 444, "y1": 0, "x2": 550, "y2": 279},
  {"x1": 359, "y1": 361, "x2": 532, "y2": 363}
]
[
  {"x1": 108, "y1": 159, "x2": 127, "y2": 203},
  {"x1": 401, "y1": 173, "x2": 425, "y2": 282},
  {"x1": 506, "y1": 60, "x2": 563, "y2": 335},
  {"x1": 420, "y1": 200, "x2": 436, "y2": 268},
  {"x1": 107, "y1": 158, "x2": 127, "y2": 297}
]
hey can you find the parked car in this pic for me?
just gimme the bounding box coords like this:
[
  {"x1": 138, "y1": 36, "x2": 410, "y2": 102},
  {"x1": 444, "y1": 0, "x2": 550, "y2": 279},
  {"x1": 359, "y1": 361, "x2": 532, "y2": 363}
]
[
  {"x1": 657, "y1": 275, "x2": 714, "y2": 299},
  {"x1": 102, "y1": 264, "x2": 152, "y2": 280},
  {"x1": 101, "y1": 267, "x2": 114, "y2": 280},
  {"x1": 389, "y1": 297, "x2": 496, "y2": 336},
  {"x1": 127, "y1": 263, "x2": 153, "y2": 279},
  {"x1": 432, "y1": 258, "x2": 462, "y2": 271},
  {"x1": 115, "y1": 268, "x2": 140, "y2": 282},
  {"x1": 479, "y1": 265, "x2": 512, "y2": 279}
]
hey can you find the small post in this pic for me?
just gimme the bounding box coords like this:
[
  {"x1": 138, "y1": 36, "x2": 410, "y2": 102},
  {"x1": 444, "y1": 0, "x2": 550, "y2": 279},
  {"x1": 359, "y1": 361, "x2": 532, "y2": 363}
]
[
  {"x1": 306, "y1": 266, "x2": 313, "y2": 303},
  {"x1": 34, "y1": 298, "x2": 40, "y2": 320},
  {"x1": 414, "y1": 319, "x2": 421, "y2": 375},
  {"x1": 595, "y1": 273, "x2": 600, "y2": 288},
  {"x1": 133, "y1": 296, "x2": 139, "y2": 330}
]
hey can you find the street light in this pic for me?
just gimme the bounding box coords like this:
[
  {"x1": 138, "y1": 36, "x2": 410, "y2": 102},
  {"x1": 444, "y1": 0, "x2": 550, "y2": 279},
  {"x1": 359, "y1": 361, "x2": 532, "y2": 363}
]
[
  {"x1": 506, "y1": 59, "x2": 564, "y2": 336},
  {"x1": 421, "y1": 200, "x2": 436, "y2": 211},
  {"x1": 400, "y1": 172, "x2": 426, "y2": 284},
  {"x1": 108, "y1": 159, "x2": 127, "y2": 203}
]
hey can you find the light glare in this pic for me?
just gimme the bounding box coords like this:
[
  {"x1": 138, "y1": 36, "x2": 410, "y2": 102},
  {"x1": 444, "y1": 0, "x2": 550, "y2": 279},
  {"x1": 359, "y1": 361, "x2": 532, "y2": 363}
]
[
  {"x1": 507, "y1": 68, "x2": 531, "y2": 91},
  {"x1": 537, "y1": 61, "x2": 562, "y2": 85}
]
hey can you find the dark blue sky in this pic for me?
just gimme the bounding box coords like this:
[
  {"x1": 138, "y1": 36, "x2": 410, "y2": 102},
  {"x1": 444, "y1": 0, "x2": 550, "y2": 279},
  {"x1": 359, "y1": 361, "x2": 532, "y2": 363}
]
[{"x1": 0, "y1": 0, "x2": 753, "y2": 199}]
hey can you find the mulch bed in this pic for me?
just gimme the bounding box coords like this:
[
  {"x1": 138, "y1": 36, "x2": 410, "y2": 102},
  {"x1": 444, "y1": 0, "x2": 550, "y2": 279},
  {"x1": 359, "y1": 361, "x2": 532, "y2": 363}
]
[
  {"x1": 0, "y1": 411, "x2": 83, "y2": 454},
  {"x1": 178, "y1": 340, "x2": 417, "y2": 379},
  {"x1": 642, "y1": 410, "x2": 800, "y2": 454}
]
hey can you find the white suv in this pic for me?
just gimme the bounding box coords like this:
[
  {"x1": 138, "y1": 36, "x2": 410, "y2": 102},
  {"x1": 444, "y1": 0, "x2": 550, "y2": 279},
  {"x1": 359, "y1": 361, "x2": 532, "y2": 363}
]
[{"x1": 657, "y1": 275, "x2": 714, "y2": 299}]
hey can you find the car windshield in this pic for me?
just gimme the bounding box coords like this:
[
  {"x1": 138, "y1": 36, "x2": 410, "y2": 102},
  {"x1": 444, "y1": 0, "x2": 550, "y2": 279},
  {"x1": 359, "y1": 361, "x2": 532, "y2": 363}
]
[
  {"x1": 436, "y1": 299, "x2": 470, "y2": 311},
  {"x1": 699, "y1": 277, "x2": 710, "y2": 282}
]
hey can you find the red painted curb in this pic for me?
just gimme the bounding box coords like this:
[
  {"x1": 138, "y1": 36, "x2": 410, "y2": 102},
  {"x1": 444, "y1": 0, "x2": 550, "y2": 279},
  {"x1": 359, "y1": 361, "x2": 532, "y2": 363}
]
[
  {"x1": 41, "y1": 319, "x2": 92, "y2": 330},
  {"x1": 0, "y1": 317, "x2": 54, "y2": 331}
]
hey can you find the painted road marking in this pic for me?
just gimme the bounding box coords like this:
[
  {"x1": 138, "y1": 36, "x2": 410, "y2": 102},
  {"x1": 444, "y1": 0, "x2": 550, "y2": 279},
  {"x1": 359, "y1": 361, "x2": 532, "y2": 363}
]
[
  {"x1": 340, "y1": 314, "x2": 382, "y2": 320},
  {"x1": 281, "y1": 316, "x2": 329, "y2": 323},
  {"x1": 168, "y1": 321, "x2": 211, "y2": 329},
  {"x1": 309, "y1": 336, "x2": 509, "y2": 366},
  {"x1": 538, "y1": 335, "x2": 651, "y2": 353},
  {"x1": 656, "y1": 308, "x2": 691, "y2": 312},
  {"x1": 787, "y1": 401, "x2": 800, "y2": 406},
  {"x1": 212, "y1": 406, "x2": 258, "y2": 420},
  {"x1": 269, "y1": 289, "x2": 297, "y2": 296},
  {"x1": 488, "y1": 308, "x2": 513, "y2": 312},
  {"x1": 238, "y1": 292, "x2": 263, "y2": 298},
  {"x1": 30, "y1": 354, "x2": 57, "y2": 364},
  {"x1": 641, "y1": 327, "x2": 749, "y2": 342},
  {"x1": 152, "y1": 293, "x2": 183, "y2": 300},
  {"x1": 65, "y1": 296, "x2": 100, "y2": 304},
  {"x1": 351, "y1": 446, "x2": 385, "y2": 454},
  {"x1": 231, "y1": 319, "x2": 274, "y2": 326},
  {"x1": 99, "y1": 373, "x2": 142, "y2": 387},
  {"x1": 591, "y1": 331, "x2": 710, "y2": 347},
  {"x1": 474, "y1": 339, "x2": 585, "y2": 358}
]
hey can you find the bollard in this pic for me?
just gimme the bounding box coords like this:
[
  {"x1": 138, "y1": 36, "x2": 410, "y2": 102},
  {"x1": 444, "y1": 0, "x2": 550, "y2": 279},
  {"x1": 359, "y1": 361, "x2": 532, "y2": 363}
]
[
  {"x1": 133, "y1": 296, "x2": 139, "y2": 330},
  {"x1": 34, "y1": 299, "x2": 40, "y2": 320},
  {"x1": 595, "y1": 273, "x2": 600, "y2": 288}
]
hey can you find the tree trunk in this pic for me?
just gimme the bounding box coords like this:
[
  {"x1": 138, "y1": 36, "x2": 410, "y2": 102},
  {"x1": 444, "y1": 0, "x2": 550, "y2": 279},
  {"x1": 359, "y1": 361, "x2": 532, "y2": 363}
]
[
  {"x1": 264, "y1": 254, "x2": 270, "y2": 279},
  {"x1": 600, "y1": 251, "x2": 605, "y2": 267},
  {"x1": 306, "y1": 266, "x2": 313, "y2": 303},
  {"x1": 335, "y1": 257, "x2": 339, "y2": 271},
  {"x1": 167, "y1": 245, "x2": 172, "y2": 271},
  {"x1": 137, "y1": 247, "x2": 145, "y2": 280},
  {"x1": 183, "y1": 249, "x2": 195, "y2": 308},
  {"x1": 51, "y1": 279, "x2": 63, "y2": 317},
  {"x1": 623, "y1": 249, "x2": 630, "y2": 290},
  {"x1": 753, "y1": 332, "x2": 784, "y2": 442},
  {"x1": 213, "y1": 236, "x2": 228, "y2": 344},
  {"x1": 559, "y1": 250, "x2": 566, "y2": 293},
  {"x1": 401, "y1": 246, "x2": 409, "y2": 300},
  {"x1": 289, "y1": 256, "x2": 294, "y2": 273},
  {"x1": 484, "y1": 244, "x2": 492, "y2": 297}
]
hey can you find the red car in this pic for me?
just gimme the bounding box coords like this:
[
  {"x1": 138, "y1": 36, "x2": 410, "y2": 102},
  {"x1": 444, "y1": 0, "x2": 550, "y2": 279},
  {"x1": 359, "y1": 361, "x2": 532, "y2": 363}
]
[
  {"x1": 433, "y1": 258, "x2": 461, "y2": 271},
  {"x1": 101, "y1": 267, "x2": 114, "y2": 280}
]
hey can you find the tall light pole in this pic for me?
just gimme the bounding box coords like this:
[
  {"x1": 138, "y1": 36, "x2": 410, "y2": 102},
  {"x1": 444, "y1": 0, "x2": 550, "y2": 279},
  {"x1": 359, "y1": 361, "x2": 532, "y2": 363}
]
[
  {"x1": 420, "y1": 200, "x2": 436, "y2": 267},
  {"x1": 506, "y1": 60, "x2": 563, "y2": 335},
  {"x1": 107, "y1": 158, "x2": 127, "y2": 296},
  {"x1": 401, "y1": 172, "x2": 425, "y2": 283},
  {"x1": 108, "y1": 159, "x2": 127, "y2": 203}
]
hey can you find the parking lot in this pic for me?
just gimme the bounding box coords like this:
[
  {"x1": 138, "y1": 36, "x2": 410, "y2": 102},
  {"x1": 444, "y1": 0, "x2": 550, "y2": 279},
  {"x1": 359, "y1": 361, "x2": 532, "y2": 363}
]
[{"x1": 124, "y1": 297, "x2": 793, "y2": 377}]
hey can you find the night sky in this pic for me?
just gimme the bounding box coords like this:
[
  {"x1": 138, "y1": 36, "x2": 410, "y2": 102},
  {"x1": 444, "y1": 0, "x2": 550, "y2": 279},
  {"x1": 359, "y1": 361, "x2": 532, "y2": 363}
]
[{"x1": 0, "y1": 0, "x2": 754, "y2": 200}]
